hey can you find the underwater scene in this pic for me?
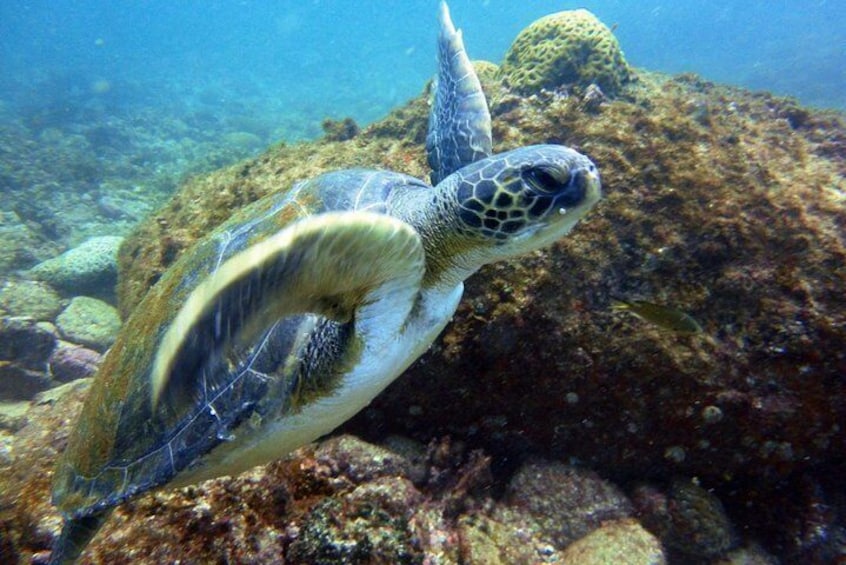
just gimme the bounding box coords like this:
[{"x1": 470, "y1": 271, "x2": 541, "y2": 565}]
[{"x1": 1, "y1": 1, "x2": 845, "y2": 563}]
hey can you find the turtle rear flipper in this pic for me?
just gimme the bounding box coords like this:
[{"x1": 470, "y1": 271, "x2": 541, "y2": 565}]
[
  {"x1": 49, "y1": 512, "x2": 110, "y2": 565},
  {"x1": 152, "y1": 211, "x2": 425, "y2": 411}
]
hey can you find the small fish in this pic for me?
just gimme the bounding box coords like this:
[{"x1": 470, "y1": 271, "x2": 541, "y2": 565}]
[{"x1": 611, "y1": 298, "x2": 703, "y2": 334}]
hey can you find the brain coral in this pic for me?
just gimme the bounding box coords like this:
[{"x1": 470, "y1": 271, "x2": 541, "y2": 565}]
[
  {"x1": 29, "y1": 236, "x2": 123, "y2": 298},
  {"x1": 498, "y1": 9, "x2": 630, "y2": 96}
]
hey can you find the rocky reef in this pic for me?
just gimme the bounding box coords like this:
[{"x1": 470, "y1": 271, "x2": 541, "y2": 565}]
[
  {"x1": 114, "y1": 73, "x2": 845, "y2": 563},
  {"x1": 1, "y1": 9, "x2": 845, "y2": 564}
]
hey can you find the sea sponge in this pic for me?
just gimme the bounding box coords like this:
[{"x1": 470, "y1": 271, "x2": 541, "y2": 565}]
[{"x1": 498, "y1": 9, "x2": 630, "y2": 96}]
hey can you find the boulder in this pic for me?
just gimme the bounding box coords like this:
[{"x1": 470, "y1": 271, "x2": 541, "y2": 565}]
[
  {"x1": 29, "y1": 236, "x2": 123, "y2": 301},
  {"x1": 0, "y1": 316, "x2": 56, "y2": 371},
  {"x1": 55, "y1": 297, "x2": 121, "y2": 352},
  {"x1": 47, "y1": 341, "x2": 102, "y2": 383},
  {"x1": 0, "y1": 278, "x2": 63, "y2": 321}
]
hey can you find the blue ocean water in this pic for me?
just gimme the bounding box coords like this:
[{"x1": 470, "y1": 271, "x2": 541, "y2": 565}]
[
  {"x1": 0, "y1": 0, "x2": 844, "y2": 245},
  {"x1": 2, "y1": 0, "x2": 844, "y2": 137}
]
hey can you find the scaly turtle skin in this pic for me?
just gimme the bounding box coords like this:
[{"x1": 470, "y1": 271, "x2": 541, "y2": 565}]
[{"x1": 49, "y1": 3, "x2": 602, "y2": 563}]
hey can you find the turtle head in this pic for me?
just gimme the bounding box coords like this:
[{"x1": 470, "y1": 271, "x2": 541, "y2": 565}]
[{"x1": 431, "y1": 144, "x2": 600, "y2": 277}]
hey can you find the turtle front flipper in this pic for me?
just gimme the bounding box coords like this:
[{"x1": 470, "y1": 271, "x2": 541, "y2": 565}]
[
  {"x1": 152, "y1": 211, "x2": 425, "y2": 410},
  {"x1": 426, "y1": 1, "x2": 492, "y2": 184}
]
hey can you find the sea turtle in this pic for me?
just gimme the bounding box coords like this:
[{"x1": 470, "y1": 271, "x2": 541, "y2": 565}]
[{"x1": 49, "y1": 2, "x2": 601, "y2": 562}]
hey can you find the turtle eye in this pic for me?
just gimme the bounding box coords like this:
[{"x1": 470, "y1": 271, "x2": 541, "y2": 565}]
[{"x1": 522, "y1": 165, "x2": 571, "y2": 194}]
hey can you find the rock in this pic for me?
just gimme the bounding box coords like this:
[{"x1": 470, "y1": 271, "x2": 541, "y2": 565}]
[
  {"x1": 457, "y1": 512, "x2": 560, "y2": 564},
  {"x1": 32, "y1": 378, "x2": 91, "y2": 406},
  {"x1": 0, "y1": 210, "x2": 60, "y2": 272},
  {"x1": 0, "y1": 279, "x2": 63, "y2": 321},
  {"x1": 35, "y1": 321, "x2": 60, "y2": 337},
  {"x1": 0, "y1": 317, "x2": 56, "y2": 400},
  {"x1": 0, "y1": 401, "x2": 30, "y2": 432},
  {"x1": 55, "y1": 297, "x2": 121, "y2": 352},
  {"x1": 0, "y1": 362, "x2": 52, "y2": 400},
  {"x1": 633, "y1": 479, "x2": 736, "y2": 558},
  {"x1": 321, "y1": 118, "x2": 360, "y2": 142},
  {"x1": 560, "y1": 518, "x2": 666, "y2": 565},
  {"x1": 29, "y1": 236, "x2": 123, "y2": 301},
  {"x1": 287, "y1": 476, "x2": 423, "y2": 564},
  {"x1": 505, "y1": 459, "x2": 634, "y2": 549},
  {"x1": 0, "y1": 429, "x2": 14, "y2": 465},
  {"x1": 382, "y1": 435, "x2": 429, "y2": 485},
  {"x1": 713, "y1": 543, "x2": 779, "y2": 564},
  {"x1": 47, "y1": 341, "x2": 102, "y2": 383},
  {"x1": 314, "y1": 434, "x2": 414, "y2": 484},
  {"x1": 0, "y1": 316, "x2": 57, "y2": 371}
]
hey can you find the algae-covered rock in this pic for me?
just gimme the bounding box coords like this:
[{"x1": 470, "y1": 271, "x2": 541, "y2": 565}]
[
  {"x1": 0, "y1": 211, "x2": 61, "y2": 273},
  {"x1": 505, "y1": 459, "x2": 634, "y2": 548},
  {"x1": 632, "y1": 479, "x2": 736, "y2": 558},
  {"x1": 0, "y1": 316, "x2": 57, "y2": 400},
  {"x1": 457, "y1": 512, "x2": 560, "y2": 564},
  {"x1": 55, "y1": 296, "x2": 121, "y2": 351},
  {"x1": 109, "y1": 69, "x2": 846, "y2": 562},
  {"x1": 0, "y1": 363, "x2": 52, "y2": 401},
  {"x1": 29, "y1": 236, "x2": 122, "y2": 300},
  {"x1": 713, "y1": 543, "x2": 779, "y2": 564},
  {"x1": 498, "y1": 9, "x2": 630, "y2": 96},
  {"x1": 321, "y1": 117, "x2": 361, "y2": 142},
  {"x1": 0, "y1": 316, "x2": 57, "y2": 371},
  {"x1": 0, "y1": 317, "x2": 55, "y2": 399},
  {"x1": 665, "y1": 479, "x2": 736, "y2": 556},
  {"x1": 560, "y1": 518, "x2": 666, "y2": 565},
  {"x1": 47, "y1": 341, "x2": 102, "y2": 383},
  {"x1": 0, "y1": 279, "x2": 63, "y2": 321},
  {"x1": 314, "y1": 435, "x2": 414, "y2": 483},
  {"x1": 287, "y1": 477, "x2": 423, "y2": 564},
  {"x1": 0, "y1": 401, "x2": 29, "y2": 432}
]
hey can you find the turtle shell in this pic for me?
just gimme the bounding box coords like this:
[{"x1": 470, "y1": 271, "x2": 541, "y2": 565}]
[{"x1": 52, "y1": 168, "x2": 429, "y2": 519}]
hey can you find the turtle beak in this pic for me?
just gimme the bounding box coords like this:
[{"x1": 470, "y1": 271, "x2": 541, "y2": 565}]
[{"x1": 574, "y1": 164, "x2": 602, "y2": 211}]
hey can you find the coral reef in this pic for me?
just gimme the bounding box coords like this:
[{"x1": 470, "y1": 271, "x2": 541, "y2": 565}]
[
  {"x1": 0, "y1": 78, "x2": 300, "y2": 264},
  {"x1": 1, "y1": 389, "x2": 672, "y2": 564},
  {"x1": 497, "y1": 9, "x2": 631, "y2": 96}
]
